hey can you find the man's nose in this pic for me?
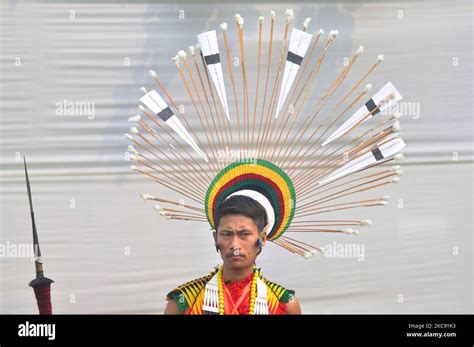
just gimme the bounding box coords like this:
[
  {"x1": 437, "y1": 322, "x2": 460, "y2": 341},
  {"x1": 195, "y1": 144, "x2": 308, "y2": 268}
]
[{"x1": 229, "y1": 235, "x2": 241, "y2": 249}]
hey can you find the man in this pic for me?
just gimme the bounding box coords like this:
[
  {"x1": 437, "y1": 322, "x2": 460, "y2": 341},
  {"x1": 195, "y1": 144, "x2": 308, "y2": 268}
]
[
  {"x1": 164, "y1": 195, "x2": 302, "y2": 315},
  {"x1": 129, "y1": 10, "x2": 406, "y2": 315}
]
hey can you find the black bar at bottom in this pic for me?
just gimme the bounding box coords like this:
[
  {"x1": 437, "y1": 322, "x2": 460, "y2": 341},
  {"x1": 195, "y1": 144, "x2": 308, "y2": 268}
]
[{"x1": 0, "y1": 314, "x2": 472, "y2": 345}]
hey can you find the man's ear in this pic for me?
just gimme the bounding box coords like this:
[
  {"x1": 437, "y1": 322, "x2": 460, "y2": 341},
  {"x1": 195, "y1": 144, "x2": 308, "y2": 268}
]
[{"x1": 261, "y1": 230, "x2": 267, "y2": 246}]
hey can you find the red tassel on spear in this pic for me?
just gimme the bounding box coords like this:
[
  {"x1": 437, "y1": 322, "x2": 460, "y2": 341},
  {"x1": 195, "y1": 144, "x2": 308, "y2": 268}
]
[{"x1": 23, "y1": 155, "x2": 54, "y2": 314}]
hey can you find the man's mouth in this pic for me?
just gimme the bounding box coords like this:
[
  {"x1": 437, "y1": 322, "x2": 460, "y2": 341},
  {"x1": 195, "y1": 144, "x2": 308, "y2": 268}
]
[{"x1": 227, "y1": 254, "x2": 245, "y2": 258}]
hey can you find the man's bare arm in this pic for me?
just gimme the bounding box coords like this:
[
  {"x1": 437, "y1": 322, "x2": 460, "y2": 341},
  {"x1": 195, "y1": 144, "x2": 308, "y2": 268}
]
[
  {"x1": 286, "y1": 296, "x2": 302, "y2": 314},
  {"x1": 164, "y1": 299, "x2": 184, "y2": 314}
]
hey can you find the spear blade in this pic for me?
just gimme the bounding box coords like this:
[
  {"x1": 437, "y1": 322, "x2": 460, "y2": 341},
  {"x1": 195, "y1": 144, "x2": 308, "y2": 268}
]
[
  {"x1": 23, "y1": 155, "x2": 54, "y2": 314},
  {"x1": 23, "y1": 155, "x2": 41, "y2": 260}
]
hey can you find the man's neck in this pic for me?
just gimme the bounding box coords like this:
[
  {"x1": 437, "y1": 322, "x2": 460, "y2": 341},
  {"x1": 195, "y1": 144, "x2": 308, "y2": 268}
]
[{"x1": 222, "y1": 264, "x2": 255, "y2": 283}]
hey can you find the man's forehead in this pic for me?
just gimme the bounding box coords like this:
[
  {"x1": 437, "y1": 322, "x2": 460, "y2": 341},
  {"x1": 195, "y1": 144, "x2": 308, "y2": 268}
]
[{"x1": 218, "y1": 214, "x2": 257, "y2": 229}]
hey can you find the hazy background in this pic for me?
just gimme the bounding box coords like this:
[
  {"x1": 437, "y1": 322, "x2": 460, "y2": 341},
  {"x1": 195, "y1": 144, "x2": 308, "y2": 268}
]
[{"x1": 0, "y1": 0, "x2": 472, "y2": 313}]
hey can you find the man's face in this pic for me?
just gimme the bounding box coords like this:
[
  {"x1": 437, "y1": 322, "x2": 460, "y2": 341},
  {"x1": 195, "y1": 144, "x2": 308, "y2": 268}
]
[{"x1": 215, "y1": 214, "x2": 266, "y2": 270}]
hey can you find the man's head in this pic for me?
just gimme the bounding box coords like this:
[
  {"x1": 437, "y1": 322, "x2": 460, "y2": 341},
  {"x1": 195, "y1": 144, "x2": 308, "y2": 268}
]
[{"x1": 213, "y1": 195, "x2": 268, "y2": 270}]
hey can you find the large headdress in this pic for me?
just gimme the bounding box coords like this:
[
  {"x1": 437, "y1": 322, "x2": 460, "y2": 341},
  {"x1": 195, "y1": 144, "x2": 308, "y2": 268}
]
[{"x1": 126, "y1": 10, "x2": 405, "y2": 258}]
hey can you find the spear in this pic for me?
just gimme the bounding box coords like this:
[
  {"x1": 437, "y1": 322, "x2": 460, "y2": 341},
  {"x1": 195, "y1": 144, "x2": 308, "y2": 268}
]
[{"x1": 23, "y1": 155, "x2": 54, "y2": 314}]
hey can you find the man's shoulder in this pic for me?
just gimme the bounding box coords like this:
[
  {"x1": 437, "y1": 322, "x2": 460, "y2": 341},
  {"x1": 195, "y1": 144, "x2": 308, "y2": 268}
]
[
  {"x1": 172, "y1": 269, "x2": 217, "y2": 293},
  {"x1": 260, "y1": 273, "x2": 296, "y2": 304},
  {"x1": 166, "y1": 268, "x2": 219, "y2": 312}
]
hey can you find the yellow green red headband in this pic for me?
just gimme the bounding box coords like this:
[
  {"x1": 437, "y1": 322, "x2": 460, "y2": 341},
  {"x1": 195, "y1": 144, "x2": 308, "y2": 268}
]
[{"x1": 205, "y1": 159, "x2": 295, "y2": 241}]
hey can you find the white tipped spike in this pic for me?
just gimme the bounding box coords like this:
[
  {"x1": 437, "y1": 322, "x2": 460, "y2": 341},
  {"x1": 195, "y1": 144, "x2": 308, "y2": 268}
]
[
  {"x1": 129, "y1": 154, "x2": 138, "y2": 162},
  {"x1": 188, "y1": 46, "x2": 195, "y2": 55},
  {"x1": 172, "y1": 56, "x2": 179, "y2": 66},
  {"x1": 303, "y1": 251, "x2": 312, "y2": 259},
  {"x1": 377, "y1": 54, "x2": 384, "y2": 62},
  {"x1": 140, "y1": 193, "x2": 154, "y2": 200},
  {"x1": 130, "y1": 127, "x2": 139, "y2": 134},
  {"x1": 382, "y1": 195, "x2": 391, "y2": 201},
  {"x1": 343, "y1": 228, "x2": 359, "y2": 235},
  {"x1": 138, "y1": 105, "x2": 146, "y2": 112},
  {"x1": 364, "y1": 84, "x2": 373, "y2": 92},
  {"x1": 130, "y1": 165, "x2": 138, "y2": 171},
  {"x1": 139, "y1": 86, "x2": 147, "y2": 94},
  {"x1": 303, "y1": 17, "x2": 311, "y2": 29},
  {"x1": 395, "y1": 169, "x2": 404, "y2": 176},
  {"x1": 234, "y1": 14, "x2": 244, "y2": 26},
  {"x1": 178, "y1": 50, "x2": 187, "y2": 59},
  {"x1": 149, "y1": 70, "x2": 157, "y2": 78},
  {"x1": 390, "y1": 165, "x2": 401, "y2": 172},
  {"x1": 392, "y1": 121, "x2": 401, "y2": 131},
  {"x1": 156, "y1": 208, "x2": 167, "y2": 216},
  {"x1": 285, "y1": 9, "x2": 294, "y2": 21},
  {"x1": 395, "y1": 153, "x2": 405, "y2": 161},
  {"x1": 360, "y1": 219, "x2": 373, "y2": 226},
  {"x1": 317, "y1": 247, "x2": 325, "y2": 254},
  {"x1": 128, "y1": 115, "x2": 141, "y2": 122},
  {"x1": 318, "y1": 29, "x2": 324, "y2": 35},
  {"x1": 220, "y1": 22, "x2": 227, "y2": 31},
  {"x1": 393, "y1": 111, "x2": 402, "y2": 119},
  {"x1": 124, "y1": 133, "x2": 133, "y2": 140},
  {"x1": 329, "y1": 30, "x2": 338, "y2": 39},
  {"x1": 127, "y1": 145, "x2": 138, "y2": 154},
  {"x1": 391, "y1": 177, "x2": 400, "y2": 183},
  {"x1": 378, "y1": 200, "x2": 388, "y2": 206},
  {"x1": 258, "y1": 16, "x2": 264, "y2": 24},
  {"x1": 270, "y1": 10, "x2": 276, "y2": 19},
  {"x1": 356, "y1": 45, "x2": 364, "y2": 55},
  {"x1": 310, "y1": 249, "x2": 318, "y2": 255}
]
